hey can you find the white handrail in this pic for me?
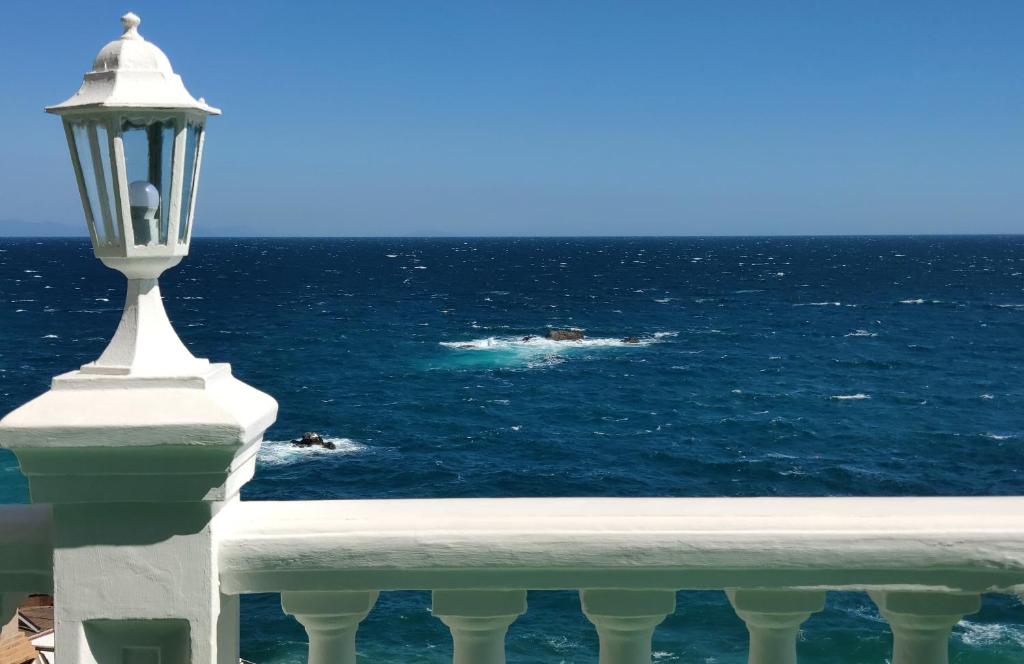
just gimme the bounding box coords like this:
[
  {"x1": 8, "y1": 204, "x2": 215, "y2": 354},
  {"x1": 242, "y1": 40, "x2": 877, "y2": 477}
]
[{"x1": 216, "y1": 496, "x2": 1024, "y2": 594}]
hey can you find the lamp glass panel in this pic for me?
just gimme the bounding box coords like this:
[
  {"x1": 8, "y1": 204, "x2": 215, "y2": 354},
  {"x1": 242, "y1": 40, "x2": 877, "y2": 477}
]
[
  {"x1": 121, "y1": 118, "x2": 175, "y2": 247},
  {"x1": 178, "y1": 122, "x2": 202, "y2": 243},
  {"x1": 70, "y1": 121, "x2": 120, "y2": 247}
]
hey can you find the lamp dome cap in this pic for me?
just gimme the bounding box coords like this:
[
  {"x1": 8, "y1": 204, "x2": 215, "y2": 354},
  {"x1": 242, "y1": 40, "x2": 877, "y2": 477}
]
[{"x1": 46, "y1": 13, "x2": 220, "y2": 115}]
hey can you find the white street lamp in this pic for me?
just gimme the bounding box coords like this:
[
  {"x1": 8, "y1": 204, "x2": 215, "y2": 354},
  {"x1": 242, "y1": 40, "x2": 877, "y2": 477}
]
[
  {"x1": 0, "y1": 18, "x2": 277, "y2": 658},
  {"x1": 47, "y1": 12, "x2": 220, "y2": 375}
]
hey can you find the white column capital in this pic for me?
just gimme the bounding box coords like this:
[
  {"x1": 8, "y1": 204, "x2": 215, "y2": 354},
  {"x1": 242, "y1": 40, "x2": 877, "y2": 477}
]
[
  {"x1": 432, "y1": 590, "x2": 527, "y2": 664},
  {"x1": 581, "y1": 590, "x2": 676, "y2": 664},
  {"x1": 282, "y1": 591, "x2": 379, "y2": 664},
  {"x1": 727, "y1": 589, "x2": 825, "y2": 664},
  {"x1": 870, "y1": 591, "x2": 980, "y2": 664}
]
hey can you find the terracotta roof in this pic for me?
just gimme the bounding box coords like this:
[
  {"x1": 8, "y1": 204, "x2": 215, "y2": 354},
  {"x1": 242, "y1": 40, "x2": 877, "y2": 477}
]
[{"x1": 18, "y1": 607, "x2": 52, "y2": 635}]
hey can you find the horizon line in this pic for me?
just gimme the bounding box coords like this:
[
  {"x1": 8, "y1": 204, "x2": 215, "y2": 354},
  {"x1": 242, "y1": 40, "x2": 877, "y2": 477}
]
[{"x1": 1, "y1": 233, "x2": 1023, "y2": 240}]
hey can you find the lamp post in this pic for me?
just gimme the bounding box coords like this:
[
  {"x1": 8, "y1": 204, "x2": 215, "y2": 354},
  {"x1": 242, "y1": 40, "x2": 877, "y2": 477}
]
[
  {"x1": 0, "y1": 15, "x2": 277, "y2": 664},
  {"x1": 47, "y1": 11, "x2": 219, "y2": 376}
]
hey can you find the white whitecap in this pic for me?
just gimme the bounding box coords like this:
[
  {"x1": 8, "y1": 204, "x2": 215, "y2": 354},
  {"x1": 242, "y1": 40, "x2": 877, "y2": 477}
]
[
  {"x1": 440, "y1": 334, "x2": 661, "y2": 352},
  {"x1": 956, "y1": 620, "x2": 1024, "y2": 647},
  {"x1": 831, "y1": 393, "x2": 871, "y2": 400},
  {"x1": 845, "y1": 329, "x2": 877, "y2": 337},
  {"x1": 257, "y1": 438, "x2": 366, "y2": 466}
]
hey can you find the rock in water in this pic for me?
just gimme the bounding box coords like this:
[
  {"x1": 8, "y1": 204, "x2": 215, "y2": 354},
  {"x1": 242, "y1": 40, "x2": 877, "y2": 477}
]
[
  {"x1": 292, "y1": 431, "x2": 325, "y2": 448},
  {"x1": 546, "y1": 329, "x2": 585, "y2": 341},
  {"x1": 621, "y1": 336, "x2": 640, "y2": 344}
]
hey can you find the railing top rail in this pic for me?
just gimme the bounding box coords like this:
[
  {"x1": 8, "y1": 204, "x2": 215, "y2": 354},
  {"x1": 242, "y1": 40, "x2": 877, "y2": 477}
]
[{"x1": 216, "y1": 497, "x2": 1024, "y2": 595}]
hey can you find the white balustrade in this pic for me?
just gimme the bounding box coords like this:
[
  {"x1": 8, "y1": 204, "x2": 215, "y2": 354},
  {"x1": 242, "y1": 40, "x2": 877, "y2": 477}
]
[
  {"x1": 2, "y1": 494, "x2": 1024, "y2": 663},
  {"x1": 432, "y1": 590, "x2": 526, "y2": 664},
  {"x1": 580, "y1": 589, "x2": 676, "y2": 664},
  {"x1": 727, "y1": 589, "x2": 825, "y2": 664},
  {"x1": 870, "y1": 590, "x2": 981, "y2": 664},
  {"x1": 281, "y1": 591, "x2": 379, "y2": 664}
]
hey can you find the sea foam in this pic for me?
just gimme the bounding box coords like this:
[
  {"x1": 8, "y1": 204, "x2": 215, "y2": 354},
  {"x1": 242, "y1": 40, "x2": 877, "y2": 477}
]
[
  {"x1": 257, "y1": 438, "x2": 366, "y2": 466},
  {"x1": 440, "y1": 334, "x2": 665, "y2": 352},
  {"x1": 956, "y1": 620, "x2": 1024, "y2": 647}
]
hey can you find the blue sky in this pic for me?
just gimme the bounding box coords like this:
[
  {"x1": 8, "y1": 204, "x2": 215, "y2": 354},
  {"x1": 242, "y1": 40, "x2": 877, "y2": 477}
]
[{"x1": 0, "y1": 1, "x2": 1021, "y2": 236}]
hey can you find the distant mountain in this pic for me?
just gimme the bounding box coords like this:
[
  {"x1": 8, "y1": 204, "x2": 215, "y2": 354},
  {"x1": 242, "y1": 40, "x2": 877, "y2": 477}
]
[{"x1": 0, "y1": 219, "x2": 87, "y2": 237}]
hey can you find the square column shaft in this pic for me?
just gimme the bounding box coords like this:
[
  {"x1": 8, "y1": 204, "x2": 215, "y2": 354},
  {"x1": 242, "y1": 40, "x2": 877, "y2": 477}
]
[{"x1": 0, "y1": 364, "x2": 278, "y2": 664}]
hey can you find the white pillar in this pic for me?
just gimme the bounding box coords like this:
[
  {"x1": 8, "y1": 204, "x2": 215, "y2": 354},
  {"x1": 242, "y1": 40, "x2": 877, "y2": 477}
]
[
  {"x1": 432, "y1": 590, "x2": 526, "y2": 664},
  {"x1": 727, "y1": 589, "x2": 825, "y2": 664},
  {"x1": 580, "y1": 590, "x2": 676, "y2": 664},
  {"x1": 282, "y1": 591, "x2": 379, "y2": 664},
  {"x1": 869, "y1": 591, "x2": 980, "y2": 664},
  {"x1": 1, "y1": 344, "x2": 277, "y2": 664}
]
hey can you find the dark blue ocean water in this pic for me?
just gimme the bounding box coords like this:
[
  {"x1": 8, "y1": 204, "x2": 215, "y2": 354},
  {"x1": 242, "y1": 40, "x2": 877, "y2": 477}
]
[{"x1": 2, "y1": 236, "x2": 1024, "y2": 662}]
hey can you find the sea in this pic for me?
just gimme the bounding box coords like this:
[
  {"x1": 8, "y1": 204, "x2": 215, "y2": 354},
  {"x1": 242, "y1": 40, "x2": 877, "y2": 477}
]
[{"x1": 1, "y1": 236, "x2": 1023, "y2": 663}]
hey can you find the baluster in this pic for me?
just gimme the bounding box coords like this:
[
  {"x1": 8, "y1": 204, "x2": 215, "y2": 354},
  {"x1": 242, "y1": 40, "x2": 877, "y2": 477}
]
[
  {"x1": 580, "y1": 589, "x2": 676, "y2": 664},
  {"x1": 432, "y1": 590, "x2": 527, "y2": 664},
  {"x1": 869, "y1": 590, "x2": 980, "y2": 664},
  {"x1": 282, "y1": 590, "x2": 379, "y2": 664},
  {"x1": 727, "y1": 589, "x2": 825, "y2": 664}
]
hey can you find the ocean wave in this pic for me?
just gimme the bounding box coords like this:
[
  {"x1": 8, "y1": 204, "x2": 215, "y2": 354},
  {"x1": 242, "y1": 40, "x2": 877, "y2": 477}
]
[
  {"x1": 257, "y1": 438, "x2": 366, "y2": 466},
  {"x1": 900, "y1": 298, "x2": 942, "y2": 305},
  {"x1": 440, "y1": 333, "x2": 667, "y2": 351},
  {"x1": 844, "y1": 329, "x2": 877, "y2": 337},
  {"x1": 956, "y1": 620, "x2": 1024, "y2": 647},
  {"x1": 983, "y1": 433, "x2": 1014, "y2": 441},
  {"x1": 437, "y1": 331, "x2": 675, "y2": 370},
  {"x1": 794, "y1": 302, "x2": 842, "y2": 307},
  {"x1": 831, "y1": 393, "x2": 871, "y2": 400}
]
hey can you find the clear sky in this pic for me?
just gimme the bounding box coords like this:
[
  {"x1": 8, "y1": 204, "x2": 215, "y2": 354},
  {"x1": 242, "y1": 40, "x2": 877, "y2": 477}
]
[{"x1": 0, "y1": 1, "x2": 1021, "y2": 237}]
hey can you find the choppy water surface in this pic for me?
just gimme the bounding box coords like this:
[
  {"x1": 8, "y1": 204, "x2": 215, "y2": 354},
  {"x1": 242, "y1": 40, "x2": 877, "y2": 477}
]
[{"x1": 2, "y1": 236, "x2": 1023, "y2": 662}]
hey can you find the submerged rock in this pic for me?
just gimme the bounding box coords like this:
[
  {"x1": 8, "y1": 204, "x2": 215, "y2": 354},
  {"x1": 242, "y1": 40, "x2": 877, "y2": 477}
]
[
  {"x1": 545, "y1": 329, "x2": 585, "y2": 341},
  {"x1": 621, "y1": 336, "x2": 640, "y2": 344}
]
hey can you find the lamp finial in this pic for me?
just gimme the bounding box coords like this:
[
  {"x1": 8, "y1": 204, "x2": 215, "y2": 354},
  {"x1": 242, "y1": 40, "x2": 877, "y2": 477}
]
[{"x1": 120, "y1": 12, "x2": 142, "y2": 40}]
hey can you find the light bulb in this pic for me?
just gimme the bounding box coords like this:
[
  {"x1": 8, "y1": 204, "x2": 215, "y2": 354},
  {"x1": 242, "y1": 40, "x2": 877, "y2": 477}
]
[
  {"x1": 128, "y1": 180, "x2": 160, "y2": 245},
  {"x1": 129, "y1": 181, "x2": 160, "y2": 215}
]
